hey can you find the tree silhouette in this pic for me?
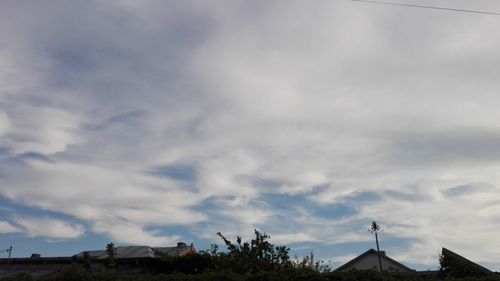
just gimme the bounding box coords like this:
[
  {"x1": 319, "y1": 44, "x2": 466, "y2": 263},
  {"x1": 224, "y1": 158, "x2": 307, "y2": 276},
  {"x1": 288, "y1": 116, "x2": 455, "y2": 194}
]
[
  {"x1": 106, "y1": 242, "x2": 117, "y2": 269},
  {"x1": 370, "y1": 221, "x2": 383, "y2": 272},
  {"x1": 207, "y1": 229, "x2": 292, "y2": 274}
]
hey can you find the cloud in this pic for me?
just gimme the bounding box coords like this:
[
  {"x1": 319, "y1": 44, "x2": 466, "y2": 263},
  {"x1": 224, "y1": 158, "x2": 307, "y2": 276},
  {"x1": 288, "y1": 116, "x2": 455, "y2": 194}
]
[
  {"x1": 1, "y1": 0, "x2": 500, "y2": 270},
  {"x1": 93, "y1": 219, "x2": 180, "y2": 247},
  {"x1": 0, "y1": 221, "x2": 21, "y2": 234},
  {"x1": 334, "y1": 253, "x2": 360, "y2": 265},
  {"x1": 0, "y1": 159, "x2": 207, "y2": 244},
  {"x1": 0, "y1": 105, "x2": 83, "y2": 155},
  {"x1": 0, "y1": 111, "x2": 9, "y2": 136},
  {"x1": 14, "y1": 217, "x2": 84, "y2": 239},
  {"x1": 269, "y1": 233, "x2": 317, "y2": 245},
  {"x1": 442, "y1": 183, "x2": 492, "y2": 197}
]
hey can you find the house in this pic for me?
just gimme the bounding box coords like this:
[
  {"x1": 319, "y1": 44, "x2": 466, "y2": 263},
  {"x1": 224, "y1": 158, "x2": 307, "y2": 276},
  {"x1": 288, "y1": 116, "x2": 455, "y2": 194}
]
[
  {"x1": 336, "y1": 248, "x2": 415, "y2": 273},
  {"x1": 0, "y1": 242, "x2": 197, "y2": 279},
  {"x1": 440, "y1": 247, "x2": 492, "y2": 276},
  {"x1": 72, "y1": 242, "x2": 197, "y2": 261}
]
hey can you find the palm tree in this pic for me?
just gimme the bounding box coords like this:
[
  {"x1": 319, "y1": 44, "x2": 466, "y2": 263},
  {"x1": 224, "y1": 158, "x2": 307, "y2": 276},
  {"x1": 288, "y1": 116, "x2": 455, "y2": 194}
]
[
  {"x1": 370, "y1": 221, "x2": 383, "y2": 272},
  {"x1": 106, "y1": 242, "x2": 117, "y2": 269}
]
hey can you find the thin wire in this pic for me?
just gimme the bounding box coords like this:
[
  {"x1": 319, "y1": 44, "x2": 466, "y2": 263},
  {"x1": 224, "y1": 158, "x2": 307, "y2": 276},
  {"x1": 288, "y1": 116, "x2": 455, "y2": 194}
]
[{"x1": 352, "y1": 0, "x2": 500, "y2": 16}]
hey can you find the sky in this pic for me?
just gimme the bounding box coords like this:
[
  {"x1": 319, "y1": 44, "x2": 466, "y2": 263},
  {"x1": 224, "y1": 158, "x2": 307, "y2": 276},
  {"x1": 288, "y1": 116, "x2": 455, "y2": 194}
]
[{"x1": 1, "y1": 0, "x2": 500, "y2": 271}]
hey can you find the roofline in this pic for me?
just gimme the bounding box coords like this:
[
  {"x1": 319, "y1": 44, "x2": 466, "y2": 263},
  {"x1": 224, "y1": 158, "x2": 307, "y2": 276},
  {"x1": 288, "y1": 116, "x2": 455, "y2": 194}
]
[
  {"x1": 0, "y1": 256, "x2": 157, "y2": 265},
  {"x1": 442, "y1": 247, "x2": 491, "y2": 273},
  {"x1": 336, "y1": 248, "x2": 415, "y2": 272}
]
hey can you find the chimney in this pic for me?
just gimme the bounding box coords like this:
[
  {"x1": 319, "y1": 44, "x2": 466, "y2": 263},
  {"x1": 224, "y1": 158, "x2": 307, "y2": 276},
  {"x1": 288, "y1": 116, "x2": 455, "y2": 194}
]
[
  {"x1": 177, "y1": 242, "x2": 187, "y2": 248},
  {"x1": 31, "y1": 253, "x2": 41, "y2": 259}
]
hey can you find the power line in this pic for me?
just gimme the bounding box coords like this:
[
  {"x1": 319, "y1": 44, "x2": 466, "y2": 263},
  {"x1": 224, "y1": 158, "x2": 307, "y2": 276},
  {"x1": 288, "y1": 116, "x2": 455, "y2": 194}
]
[{"x1": 352, "y1": 0, "x2": 500, "y2": 16}]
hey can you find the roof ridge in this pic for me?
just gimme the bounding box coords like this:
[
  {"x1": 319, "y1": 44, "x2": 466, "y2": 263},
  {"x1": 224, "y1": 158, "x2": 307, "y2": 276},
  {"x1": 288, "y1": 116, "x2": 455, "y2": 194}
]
[
  {"x1": 442, "y1": 247, "x2": 491, "y2": 273},
  {"x1": 336, "y1": 248, "x2": 414, "y2": 272}
]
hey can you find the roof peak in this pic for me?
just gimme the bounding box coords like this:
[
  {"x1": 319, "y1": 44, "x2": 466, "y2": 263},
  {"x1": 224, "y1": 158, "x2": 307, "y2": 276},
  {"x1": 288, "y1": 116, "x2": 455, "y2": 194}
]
[{"x1": 336, "y1": 248, "x2": 414, "y2": 272}]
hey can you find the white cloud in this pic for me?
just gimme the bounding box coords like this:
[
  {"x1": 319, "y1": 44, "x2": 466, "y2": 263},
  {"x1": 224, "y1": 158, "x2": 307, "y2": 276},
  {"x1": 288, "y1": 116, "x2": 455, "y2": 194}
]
[
  {"x1": 1, "y1": 0, "x2": 500, "y2": 269},
  {"x1": 269, "y1": 233, "x2": 317, "y2": 245},
  {"x1": 334, "y1": 253, "x2": 359, "y2": 265},
  {"x1": 0, "y1": 111, "x2": 9, "y2": 136},
  {"x1": 0, "y1": 159, "x2": 207, "y2": 244},
  {"x1": 14, "y1": 217, "x2": 84, "y2": 239},
  {"x1": 218, "y1": 205, "x2": 272, "y2": 226},
  {"x1": 93, "y1": 219, "x2": 180, "y2": 247},
  {"x1": 0, "y1": 221, "x2": 21, "y2": 234},
  {"x1": 0, "y1": 104, "x2": 83, "y2": 155}
]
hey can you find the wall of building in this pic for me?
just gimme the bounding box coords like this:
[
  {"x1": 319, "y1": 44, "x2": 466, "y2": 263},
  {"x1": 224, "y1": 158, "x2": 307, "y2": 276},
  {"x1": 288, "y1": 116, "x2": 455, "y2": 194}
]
[{"x1": 340, "y1": 253, "x2": 410, "y2": 272}]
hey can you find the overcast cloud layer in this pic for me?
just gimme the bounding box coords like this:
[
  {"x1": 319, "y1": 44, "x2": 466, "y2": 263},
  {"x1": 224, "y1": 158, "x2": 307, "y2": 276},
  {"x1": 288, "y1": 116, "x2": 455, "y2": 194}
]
[{"x1": 1, "y1": 0, "x2": 500, "y2": 270}]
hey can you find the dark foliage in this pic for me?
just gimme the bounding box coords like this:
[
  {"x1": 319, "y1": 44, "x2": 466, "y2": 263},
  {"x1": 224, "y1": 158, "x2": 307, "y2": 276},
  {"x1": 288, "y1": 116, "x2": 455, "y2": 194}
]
[
  {"x1": 3, "y1": 230, "x2": 500, "y2": 281},
  {"x1": 3, "y1": 270, "x2": 500, "y2": 281},
  {"x1": 106, "y1": 242, "x2": 117, "y2": 269},
  {"x1": 0, "y1": 273, "x2": 34, "y2": 281},
  {"x1": 152, "y1": 252, "x2": 211, "y2": 274},
  {"x1": 203, "y1": 229, "x2": 293, "y2": 274}
]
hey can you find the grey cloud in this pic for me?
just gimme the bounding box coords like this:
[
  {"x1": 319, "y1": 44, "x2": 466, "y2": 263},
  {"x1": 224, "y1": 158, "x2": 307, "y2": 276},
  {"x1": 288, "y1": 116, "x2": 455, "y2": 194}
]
[
  {"x1": 387, "y1": 130, "x2": 500, "y2": 166},
  {"x1": 383, "y1": 189, "x2": 430, "y2": 202},
  {"x1": 2, "y1": 0, "x2": 500, "y2": 269},
  {"x1": 148, "y1": 164, "x2": 198, "y2": 182},
  {"x1": 442, "y1": 183, "x2": 492, "y2": 197}
]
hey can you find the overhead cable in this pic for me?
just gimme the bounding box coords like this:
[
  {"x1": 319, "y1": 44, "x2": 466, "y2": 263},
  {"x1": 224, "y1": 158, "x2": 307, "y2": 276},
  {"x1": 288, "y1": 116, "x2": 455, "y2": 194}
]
[{"x1": 352, "y1": 0, "x2": 500, "y2": 16}]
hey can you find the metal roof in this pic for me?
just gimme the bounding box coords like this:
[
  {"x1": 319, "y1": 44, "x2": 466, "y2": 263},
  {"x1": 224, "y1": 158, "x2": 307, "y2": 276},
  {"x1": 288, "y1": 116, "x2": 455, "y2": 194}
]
[
  {"x1": 73, "y1": 244, "x2": 195, "y2": 260},
  {"x1": 153, "y1": 246, "x2": 194, "y2": 257},
  {"x1": 73, "y1": 250, "x2": 106, "y2": 259},
  {"x1": 115, "y1": 246, "x2": 156, "y2": 259}
]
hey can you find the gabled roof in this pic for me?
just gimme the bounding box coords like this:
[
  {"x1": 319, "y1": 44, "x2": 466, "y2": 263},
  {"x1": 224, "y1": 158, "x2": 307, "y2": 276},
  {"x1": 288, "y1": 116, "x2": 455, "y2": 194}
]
[
  {"x1": 73, "y1": 250, "x2": 106, "y2": 259},
  {"x1": 116, "y1": 246, "x2": 157, "y2": 259},
  {"x1": 336, "y1": 248, "x2": 414, "y2": 272},
  {"x1": 74, "y1": 246, "x2": 156, "y2": 259},
  {"x1": 153, "y1": 245, "x2": 196, "y2": 257},
  {"x1": 73, "y1": 244, "x2": 196, "y2": 260},
  {"x1": 442, "y1": 248, "x2": 491, "y2": 273}
]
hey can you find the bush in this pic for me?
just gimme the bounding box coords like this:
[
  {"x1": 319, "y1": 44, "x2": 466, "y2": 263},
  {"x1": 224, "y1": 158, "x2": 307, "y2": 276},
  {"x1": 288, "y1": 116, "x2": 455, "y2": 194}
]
[{"x1": 0, "y1": 272, "x2": 34, "y2": 281}]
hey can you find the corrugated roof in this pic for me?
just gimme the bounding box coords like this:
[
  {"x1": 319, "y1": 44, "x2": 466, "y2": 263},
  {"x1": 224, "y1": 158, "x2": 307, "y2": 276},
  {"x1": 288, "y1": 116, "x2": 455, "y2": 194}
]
[
  {"x1": 73, "y1": 250, "x2": 106, "y2": 259},
  {"x1": 153, "y1": 246, "x2": 190, "y2": 257},
  {"x1": 114, "y1": 246, "x2": 156, "y2": 259},
  {"x1": 73, "y1": 244, "x2": 195, "y2": 260}
]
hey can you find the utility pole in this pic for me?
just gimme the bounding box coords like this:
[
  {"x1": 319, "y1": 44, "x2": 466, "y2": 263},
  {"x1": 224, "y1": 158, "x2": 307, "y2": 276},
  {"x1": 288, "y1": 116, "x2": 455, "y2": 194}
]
[
  {"x1": 370, "y1": 221, "x2": 383, "y2": 272},
  {"x1": 1, "y1": 246, "x2": 13, "y2": 270},
  {"x1": 310, "y1": 249, "x2": 314, "y2": 270},
  {"x1": 7, "y1": 246, "x2": 12, "y2": 264}
]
